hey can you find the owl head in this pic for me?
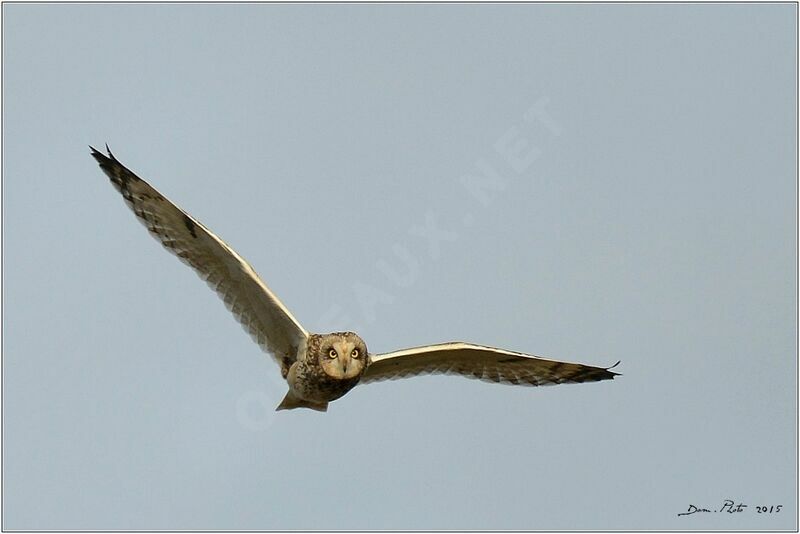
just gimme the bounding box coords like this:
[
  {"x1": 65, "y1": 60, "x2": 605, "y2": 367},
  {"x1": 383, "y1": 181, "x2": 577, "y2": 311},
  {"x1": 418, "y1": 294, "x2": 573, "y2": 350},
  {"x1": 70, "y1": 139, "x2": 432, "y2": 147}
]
[{"x1": 316, "y1": 332, "x2": 368, "y2": 380}]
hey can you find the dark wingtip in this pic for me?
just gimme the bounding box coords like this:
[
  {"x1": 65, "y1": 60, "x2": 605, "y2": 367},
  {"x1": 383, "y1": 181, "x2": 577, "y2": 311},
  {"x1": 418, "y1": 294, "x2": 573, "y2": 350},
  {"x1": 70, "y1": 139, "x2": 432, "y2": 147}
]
[
  {"x1": 89, "y1": 144, "x2": 109, "y2": 163},
  {"x1": 89, "y1": 143, "x2": 121, "y2": 167}
]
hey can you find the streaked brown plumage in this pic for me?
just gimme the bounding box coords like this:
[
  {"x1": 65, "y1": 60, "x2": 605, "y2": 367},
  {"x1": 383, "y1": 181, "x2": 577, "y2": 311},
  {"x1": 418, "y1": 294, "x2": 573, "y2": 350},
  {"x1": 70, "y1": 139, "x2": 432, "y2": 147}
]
[{"x1": 91, "y1": 145, "x2": 620, "y2": 412}]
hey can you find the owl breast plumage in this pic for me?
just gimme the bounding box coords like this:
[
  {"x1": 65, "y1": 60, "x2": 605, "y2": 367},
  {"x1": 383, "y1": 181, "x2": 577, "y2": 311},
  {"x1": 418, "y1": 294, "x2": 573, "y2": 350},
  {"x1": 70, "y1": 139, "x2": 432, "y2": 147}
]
[{"x1": 91, "y1": 146, "x2": 619, "y2": 413}]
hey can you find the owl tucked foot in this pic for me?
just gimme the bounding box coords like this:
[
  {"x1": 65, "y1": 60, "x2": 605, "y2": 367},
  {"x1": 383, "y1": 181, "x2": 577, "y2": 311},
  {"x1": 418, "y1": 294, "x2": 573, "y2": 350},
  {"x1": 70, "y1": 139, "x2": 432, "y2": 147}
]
[
  {"x1": 280, "y1": 356, "x2": 293, "y2": 379},
  {"x1": 276, "y1": 391, "x2": 328, "y2": 412}
]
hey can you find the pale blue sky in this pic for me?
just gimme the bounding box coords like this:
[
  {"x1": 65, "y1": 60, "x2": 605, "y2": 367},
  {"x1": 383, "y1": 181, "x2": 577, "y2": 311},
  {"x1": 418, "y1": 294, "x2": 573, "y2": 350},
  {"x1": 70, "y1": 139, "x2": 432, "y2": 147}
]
[{"x1": 3, "y1": 3, "x2": 796, "y2": 530}]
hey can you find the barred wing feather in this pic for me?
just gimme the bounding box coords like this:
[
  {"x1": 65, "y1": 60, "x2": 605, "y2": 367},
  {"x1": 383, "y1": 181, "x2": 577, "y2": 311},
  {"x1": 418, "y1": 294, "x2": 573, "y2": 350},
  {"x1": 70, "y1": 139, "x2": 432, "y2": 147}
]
[{"x1": 363, "y1": 342, "x2": 619, "y2": 386}]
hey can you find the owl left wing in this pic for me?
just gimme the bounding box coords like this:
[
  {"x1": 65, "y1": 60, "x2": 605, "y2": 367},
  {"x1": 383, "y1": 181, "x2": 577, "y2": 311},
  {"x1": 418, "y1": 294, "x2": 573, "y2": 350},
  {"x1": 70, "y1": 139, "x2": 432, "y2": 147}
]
[
  {"x1": 91, "y1": 145, "x2": 308, "y2": 367},
  {"x1": 362, "y1": 342, "x2": 619, "y2": 386}
]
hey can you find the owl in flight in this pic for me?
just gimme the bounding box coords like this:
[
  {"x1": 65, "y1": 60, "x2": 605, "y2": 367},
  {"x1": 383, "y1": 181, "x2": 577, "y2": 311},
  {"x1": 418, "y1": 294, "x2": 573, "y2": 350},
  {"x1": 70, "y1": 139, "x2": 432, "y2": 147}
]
[{"x1": 91, "y1": 146, "x2": 619, "y2": 412}]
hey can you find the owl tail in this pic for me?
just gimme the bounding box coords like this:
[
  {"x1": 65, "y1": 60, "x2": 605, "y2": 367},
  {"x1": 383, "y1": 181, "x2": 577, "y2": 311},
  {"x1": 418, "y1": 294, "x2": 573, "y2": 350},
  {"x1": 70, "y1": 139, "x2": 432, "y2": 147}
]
[{"x1": 276, "y1": 391, "x2": 329, "y2": 412}]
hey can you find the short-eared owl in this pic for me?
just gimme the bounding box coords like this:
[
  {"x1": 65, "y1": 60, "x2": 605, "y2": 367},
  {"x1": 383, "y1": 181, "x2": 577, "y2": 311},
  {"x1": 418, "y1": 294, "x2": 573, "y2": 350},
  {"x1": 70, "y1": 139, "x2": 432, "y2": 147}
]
[{"x1": 91, "y1": 146, "x2": 619, "y2": 412}]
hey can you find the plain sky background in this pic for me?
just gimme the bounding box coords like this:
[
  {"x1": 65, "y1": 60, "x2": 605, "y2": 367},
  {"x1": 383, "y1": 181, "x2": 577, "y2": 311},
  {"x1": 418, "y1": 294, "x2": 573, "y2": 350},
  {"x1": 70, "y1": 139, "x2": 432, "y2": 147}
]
[{"x1": 2, "y1": 3, "x2": 796, "y2": 530}]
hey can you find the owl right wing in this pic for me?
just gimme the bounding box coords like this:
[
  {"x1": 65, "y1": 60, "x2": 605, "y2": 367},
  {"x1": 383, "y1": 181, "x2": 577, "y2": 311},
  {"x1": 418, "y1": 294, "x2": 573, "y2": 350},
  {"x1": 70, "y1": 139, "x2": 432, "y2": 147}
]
[
  {"x1": 91, "y1": 145, "x2": 308, "y2": 367},
  {"x1": 362, "y1": 342, "x2": 619, "y2": 386}
]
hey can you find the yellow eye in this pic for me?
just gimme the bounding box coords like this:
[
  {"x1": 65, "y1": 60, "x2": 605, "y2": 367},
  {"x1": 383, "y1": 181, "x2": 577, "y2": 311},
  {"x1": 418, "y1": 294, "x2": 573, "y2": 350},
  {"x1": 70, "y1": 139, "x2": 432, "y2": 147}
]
[
  {"x1": 351, "y1": 349, "x2": 360, "y2": 358},
  {"x1": 328, "y1": 348, "x2": 338, "y2": 359}
]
